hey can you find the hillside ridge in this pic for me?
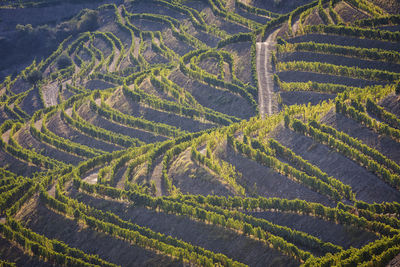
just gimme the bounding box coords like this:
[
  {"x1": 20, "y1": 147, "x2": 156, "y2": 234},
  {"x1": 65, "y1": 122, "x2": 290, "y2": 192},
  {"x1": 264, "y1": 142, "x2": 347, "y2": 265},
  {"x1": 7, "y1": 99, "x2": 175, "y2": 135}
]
[{"x1": 0, "y1": 0, "x2": 400, "y2": 266}]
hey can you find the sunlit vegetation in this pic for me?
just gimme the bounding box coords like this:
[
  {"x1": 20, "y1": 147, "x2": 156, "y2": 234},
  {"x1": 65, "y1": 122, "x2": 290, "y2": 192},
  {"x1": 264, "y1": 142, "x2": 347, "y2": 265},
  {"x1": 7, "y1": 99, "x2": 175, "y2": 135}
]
[{"x1": 0, "y1": 0, "x2": 399, "y2": 266}]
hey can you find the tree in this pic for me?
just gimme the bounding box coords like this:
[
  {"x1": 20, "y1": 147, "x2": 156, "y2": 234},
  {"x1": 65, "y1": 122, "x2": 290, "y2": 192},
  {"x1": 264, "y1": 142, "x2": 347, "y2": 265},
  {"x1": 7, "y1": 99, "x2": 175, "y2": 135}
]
[
  {"x1": 243, "y1": 223, "x2": 253, "y2": 236},
  {"x1": 73, "y1": 209, "x2": 81, "y2": 220},
  {"x1": 150, "y1": 181, "x2": 157, "y2": 196},
  {"x1": 396, "y1": 82, "x2": 400, "y2": 95},
  {"x1": 273, "y1": 0, "x2": 283, "y2": 7},
  {"x1": 78, "y1": 10, "x2": 99, "y2": 32},
  {"x1": 26, "y1": 69, "x2": 42, "y2": 85},
  {"x1": 16, "y1": 23, "x2": 33, "y2": 34},
  {"x1": 57, "y1": 54, "x2": 72, "y2": 69},
  {"x1": 284, "y1": 114, "x2": 290, "y2": 128}
]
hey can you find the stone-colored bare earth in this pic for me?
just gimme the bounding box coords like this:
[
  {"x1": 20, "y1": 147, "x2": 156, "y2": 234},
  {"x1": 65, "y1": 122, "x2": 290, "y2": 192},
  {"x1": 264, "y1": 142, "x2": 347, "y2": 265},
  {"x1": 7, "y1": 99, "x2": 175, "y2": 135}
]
[
  {"x1": 0, "y1": 149, "x2": 41, "y2": 177},
  {"x1": 0, "y1": 106, "x2": 12, "y2": 125},
  {"x1": 107, "y1": 89, "x2": 216, "y2": 133},
  {"x1": 235, "y1": 5, "x2": 269, "y2": 24},
  {"x1": 69, "y1": 190, "x2": 299, "y2": 267},
  {"x1": 170, "y1": 70, "x2": 255, "y2": 119},
  {"x1": 93, "y1": 39, "x2": 112, "y2": 61},
  {"x1": 78, "y1": 102, "x2": 167, "y2": 144},
  {"x1": 113, "y1": 165, "x2": 127, "y2": 189},
  {"x1": 185, "y1": 1, "x2": 250, "y2": 35},
  {"x1": 379, "y1": 25, "x2": 400, "y2": 32},
  {"x1": 252, "y1": 0, "x2": 314, "y2": 14},
  {"x1": 288, "y1": 34, "x2": 400, "y2": 52},
  {"x1": 334, "y1": 1, "x2": 370, "y2": 23},
  {"x1": 47, "y1": 111, "x2": 121, "y2": 153},
  {"x1": 303, "y1": 7, "x2": 324, "y2": 26},
  {"x1": 85, "y1": 79, "x2": 115, "y2": 91},
  {"x1": 18, "y1": 198, "x2": 181, "y2": 267},
  {"x1": 222, "y1": 41, "x2": 253, "y2": 85},
  {"x1": 387, "y1": 252, "x2": 400, "y2": 267},
  {"x1": 168, "y1": 149, "x2": 236, "y2": 197},
  {"x1": 42, "y1": 82, "x2": 59, "y2": 107},
  {"x1": 16, "y1": 125, "x2": 82, "y2": 165},
  {"x1": 148, "y1": 156, "x2": 165, "y2": 197},
  {"x1": 138, "y1": 77, "x2": 176, "y2": 102},
  {"x1": 188, "y1": 23, "x2": 221, "y2": 47},
  {"x1": 0, "y1": 236, "x2": 53, "y2": 267},
  {"x1": 278, "y1": 71, "x2": 385, "y2": 87},
  {"x1": 126, "y1": 1, "x2": 187, "y2": 21},
  {"x1": 1, "y1": 0, "x2": 400, "y2": 265},
  {"x1": 249, "y1": 210, "x2": 378, "y2": 249},
  {"x1": 270, "y1": 124, "x2": 400, "y2": 203},
  {"x1": 280, "y1": 91, "x2": 335, "y2": 106},
  {"x1": 321, "y1": 109, "x2": 400, "y2": 164},
  {"x1": 370, "y1": 0, "x2": 400, "y2": 14},
  {"x1": 82, "y1": 168, "x2": 100, "y2": 185},
  {"x1": 198, "y1": 57, "x2": 221, "y2": 77},
  {"x1": 279, "y1": 51, "x2": 400, "y2": 73},
  {"x1": 129, "y1": 17, "x2": 169, "y2": 32},
  {"x1": 19, "y1": 87, "x2": 43, "y2": 116},
  {"x1": 142, "y1": 39, "x2": 170, "y2": 65},
  {"x1": 162, "y1": 29, "x2": 194, "y2": 56},
  {"x1": 9, "y1": 78, "x2": 31, "y2": 95},
  {"x1": 219, "y1": 143, "x2": 335, "y2": 207},
  {"x1": 380, "y1": 93, "x2": 400, "y2": 117}
]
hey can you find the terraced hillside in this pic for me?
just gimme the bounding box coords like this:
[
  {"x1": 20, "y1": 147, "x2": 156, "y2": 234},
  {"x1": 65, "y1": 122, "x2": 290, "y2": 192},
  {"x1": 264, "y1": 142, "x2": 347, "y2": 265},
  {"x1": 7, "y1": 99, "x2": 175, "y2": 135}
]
[{"x1": 0, "y1": 0, "x2": 400, "y2": 266}]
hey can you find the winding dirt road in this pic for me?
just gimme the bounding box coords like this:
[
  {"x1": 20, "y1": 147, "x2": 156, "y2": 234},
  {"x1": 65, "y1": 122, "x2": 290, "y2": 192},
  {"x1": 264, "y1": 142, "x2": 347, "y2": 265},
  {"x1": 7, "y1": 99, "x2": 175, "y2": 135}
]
[{"x1": 256, "y1": 30, "x2": 279, "y2": 118}]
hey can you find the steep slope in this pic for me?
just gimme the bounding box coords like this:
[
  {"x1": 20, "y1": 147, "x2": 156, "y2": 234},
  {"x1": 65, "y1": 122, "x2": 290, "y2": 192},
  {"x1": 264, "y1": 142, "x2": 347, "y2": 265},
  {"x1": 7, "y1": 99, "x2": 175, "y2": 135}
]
[{"x1": 0, "y1": 0, "x2": 400, "y2": 266}]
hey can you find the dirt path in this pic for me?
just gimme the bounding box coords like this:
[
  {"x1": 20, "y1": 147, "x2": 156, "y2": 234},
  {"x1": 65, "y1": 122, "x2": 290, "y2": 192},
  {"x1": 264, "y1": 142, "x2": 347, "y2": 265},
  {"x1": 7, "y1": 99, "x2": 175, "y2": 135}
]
[{"x1": 256, "y1": 29, "x2": 279, "y2": 118}]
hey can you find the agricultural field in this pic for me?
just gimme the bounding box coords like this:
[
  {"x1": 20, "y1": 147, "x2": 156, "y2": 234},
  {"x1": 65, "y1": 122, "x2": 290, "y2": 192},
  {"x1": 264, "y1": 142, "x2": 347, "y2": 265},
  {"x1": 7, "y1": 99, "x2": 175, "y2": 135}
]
[{"x1": 0, "y1": 0, "x2": 400, "y2": 266}]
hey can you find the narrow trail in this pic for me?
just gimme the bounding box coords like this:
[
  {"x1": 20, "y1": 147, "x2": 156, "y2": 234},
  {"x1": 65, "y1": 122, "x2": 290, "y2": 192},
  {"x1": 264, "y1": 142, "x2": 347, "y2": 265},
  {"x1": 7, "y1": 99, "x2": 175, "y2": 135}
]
[{"x1": 256, "y1": 29, "x2": 279, "y2": 118}]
